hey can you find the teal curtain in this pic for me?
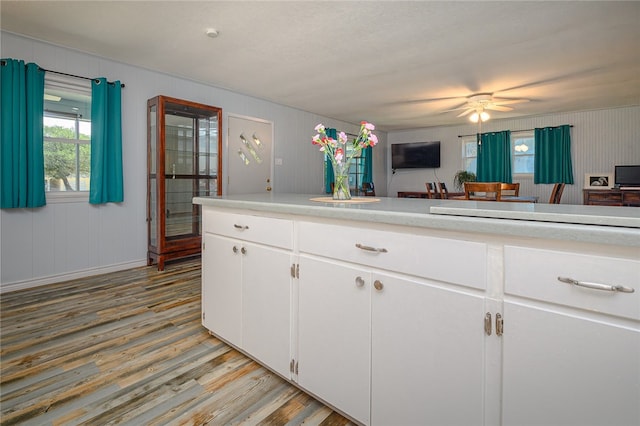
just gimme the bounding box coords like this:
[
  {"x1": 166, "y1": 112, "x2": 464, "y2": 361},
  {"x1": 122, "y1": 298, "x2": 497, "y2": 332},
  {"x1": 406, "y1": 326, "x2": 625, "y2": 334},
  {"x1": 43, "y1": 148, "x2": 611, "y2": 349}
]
[
  {"x1": 534, "y1": 125, "x2": 574, "y2": 184},
  {"x1": 477, "y1": 130, "x2": 512, "y2": 183},
  {"x1": 324, "y1": 128, "x2": 337, "y2": 193},
  {"x1": 1, "y1": 58, "x2": 46, "y2": 209},
  {"x1": 90, "y1": 78, "x2": 123, "y2": 204},
  {"x1": 361, "y1": 146, "x2": 373, "y2": 184}
]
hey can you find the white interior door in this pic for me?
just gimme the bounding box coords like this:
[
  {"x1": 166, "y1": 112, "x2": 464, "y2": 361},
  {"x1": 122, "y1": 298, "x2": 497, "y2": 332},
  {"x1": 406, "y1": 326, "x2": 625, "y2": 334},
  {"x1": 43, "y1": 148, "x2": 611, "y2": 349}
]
[{"x1": 227, "y1": 115, "x2": 273, "y2": 194}]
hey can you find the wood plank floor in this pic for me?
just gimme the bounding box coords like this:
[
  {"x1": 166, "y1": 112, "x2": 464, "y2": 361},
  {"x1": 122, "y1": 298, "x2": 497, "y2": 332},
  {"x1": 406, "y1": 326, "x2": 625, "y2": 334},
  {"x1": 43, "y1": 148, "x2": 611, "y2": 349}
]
[{"x1": 0, "y1": 259, "x2": 355, "y2": 426}]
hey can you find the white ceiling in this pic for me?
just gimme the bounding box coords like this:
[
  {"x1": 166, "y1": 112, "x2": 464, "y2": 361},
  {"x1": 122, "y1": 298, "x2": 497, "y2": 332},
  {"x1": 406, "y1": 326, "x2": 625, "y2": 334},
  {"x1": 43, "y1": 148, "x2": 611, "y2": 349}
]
[{"x1": 2, "y1": 1, "x2": 639, "y2": 131}]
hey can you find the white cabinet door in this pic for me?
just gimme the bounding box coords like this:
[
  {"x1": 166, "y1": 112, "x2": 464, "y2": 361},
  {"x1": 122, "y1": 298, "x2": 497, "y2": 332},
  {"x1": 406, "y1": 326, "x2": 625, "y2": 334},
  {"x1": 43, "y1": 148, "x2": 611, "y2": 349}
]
[
  {"x1": 502, "y1": 301, "x2": 640, "y2": 426},
  {"x1": 371, "y1": 272, "x2": 486, "y2": 426},
  {"x1": 297, "y1": 255, "x2": 371, "y2": 425},
  {"x1": 202, "y1": 233, "x2": 242, "y2": 347},
  {"x1": 242, "y1": 242, "x2": 292, "y2": 379}
]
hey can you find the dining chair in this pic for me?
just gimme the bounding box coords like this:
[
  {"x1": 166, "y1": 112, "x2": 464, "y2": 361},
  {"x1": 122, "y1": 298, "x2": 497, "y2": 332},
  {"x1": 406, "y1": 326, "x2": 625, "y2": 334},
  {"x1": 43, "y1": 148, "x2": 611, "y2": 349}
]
[
  {"x1": 362, "y1": 182, "x2": 376, "y2": 196},
  {"x1": 500, "y1": 183, "x2": 520, "y2": 196},
  {"x1": 437, "y1": 182, "x2": 448, "y2": 199},
  {"x1": 425, "y1": 182, "x2": 436, "y2": 199},
  {"x1": 464, "y1": 182, "x2": 502, "y2": 201},
  {"x1": 549, "y1": 183, "x2": 565, "y2": 204}
]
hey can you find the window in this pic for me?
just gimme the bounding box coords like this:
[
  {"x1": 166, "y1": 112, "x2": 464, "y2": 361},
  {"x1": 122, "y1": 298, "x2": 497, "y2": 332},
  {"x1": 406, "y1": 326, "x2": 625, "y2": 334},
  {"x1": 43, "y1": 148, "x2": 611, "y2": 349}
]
[
  {"x1": 43, "y1": 75, "x2": 91, "y2": 197},
  {"x1": 511, "y1": 131, "x2": 534, "y2": 175},
  {"x1": 461, "y1": 132, "x2": 535, "y2": 175},
  {"x1": 461, "y1": 137, "x2": 477, "y2": 173}
]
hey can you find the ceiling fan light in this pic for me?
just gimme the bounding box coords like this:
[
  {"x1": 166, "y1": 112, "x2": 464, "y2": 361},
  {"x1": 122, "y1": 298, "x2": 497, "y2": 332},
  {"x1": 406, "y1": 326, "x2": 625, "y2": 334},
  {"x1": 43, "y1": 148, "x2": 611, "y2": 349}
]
[
  {"x1": 480, "y1": 111, "x2": 490, "y2": 122},
  {"x1": 469, "y1": 112, "x2": 480, "y2": 123}
]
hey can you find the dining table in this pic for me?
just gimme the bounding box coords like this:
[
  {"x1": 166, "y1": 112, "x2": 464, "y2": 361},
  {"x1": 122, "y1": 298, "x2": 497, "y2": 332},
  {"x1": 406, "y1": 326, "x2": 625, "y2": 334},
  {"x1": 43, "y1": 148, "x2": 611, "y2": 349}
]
[{"x1": 449, "y1": 195, "x2": 539, "y2": 203}]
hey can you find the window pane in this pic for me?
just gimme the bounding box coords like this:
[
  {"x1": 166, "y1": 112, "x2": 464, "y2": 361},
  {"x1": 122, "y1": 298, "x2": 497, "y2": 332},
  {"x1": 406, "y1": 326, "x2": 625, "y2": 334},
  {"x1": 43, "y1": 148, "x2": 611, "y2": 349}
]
[
  {"x1": 513, "y1": 135, "x2": 534, "y2": 174},
  {"x1": 44, "y1": 116, "x2": 77, "y2": 138}
]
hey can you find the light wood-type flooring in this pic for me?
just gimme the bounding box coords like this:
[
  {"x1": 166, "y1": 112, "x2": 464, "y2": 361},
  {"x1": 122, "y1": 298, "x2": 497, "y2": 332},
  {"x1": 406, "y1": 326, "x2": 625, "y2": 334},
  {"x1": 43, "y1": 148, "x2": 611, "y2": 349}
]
[{"x1": 0, "y1": 259, "x2": 354, "y2": 425}]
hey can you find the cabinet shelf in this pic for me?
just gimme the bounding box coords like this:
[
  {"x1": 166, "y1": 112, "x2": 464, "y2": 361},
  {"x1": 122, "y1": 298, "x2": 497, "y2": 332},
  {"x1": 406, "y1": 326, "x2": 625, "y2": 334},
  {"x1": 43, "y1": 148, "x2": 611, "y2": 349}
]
[{"x1": 147, "y1": 95, "x2": 222, "y2": 270}]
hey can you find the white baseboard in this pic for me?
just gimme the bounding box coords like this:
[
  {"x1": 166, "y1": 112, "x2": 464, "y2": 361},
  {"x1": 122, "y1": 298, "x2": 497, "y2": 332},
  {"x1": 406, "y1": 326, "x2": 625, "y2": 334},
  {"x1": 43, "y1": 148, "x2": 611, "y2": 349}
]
[{"x1": 0, "y1": 260, "x2": 148, "y2": 294}]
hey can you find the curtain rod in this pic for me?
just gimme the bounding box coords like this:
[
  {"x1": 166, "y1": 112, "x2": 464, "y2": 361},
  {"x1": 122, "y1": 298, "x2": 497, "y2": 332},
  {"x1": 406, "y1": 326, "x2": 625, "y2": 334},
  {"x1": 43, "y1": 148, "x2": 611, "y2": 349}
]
[
  {"x1": 457, "y1": 125, "x2": 572, "y2": 138},
  {"x1": 1, "y1": 59, "x2": 125, "y2": 87}
]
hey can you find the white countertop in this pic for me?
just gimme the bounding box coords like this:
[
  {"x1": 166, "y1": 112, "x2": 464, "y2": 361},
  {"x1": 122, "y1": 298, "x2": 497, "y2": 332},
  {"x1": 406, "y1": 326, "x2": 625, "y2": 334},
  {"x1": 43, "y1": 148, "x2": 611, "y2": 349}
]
[{"x1": 193, "y1": 193, "x2": 640, "y2": 248}]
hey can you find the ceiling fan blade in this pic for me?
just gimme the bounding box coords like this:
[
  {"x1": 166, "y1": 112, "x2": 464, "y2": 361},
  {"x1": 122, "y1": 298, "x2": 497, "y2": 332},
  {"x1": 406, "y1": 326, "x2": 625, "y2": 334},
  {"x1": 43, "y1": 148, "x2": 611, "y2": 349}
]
[
  {"x1": 491, "y1": 98, "x2": 530, "y2": 106},
  {"x1": 390, "y1": 95, "x2": 465, "y2": 106},
  {"x1": 457, "y1": 108, "x2": 474, "y2": 117},
  {"x1": 485, "y1": 105, "x2": 513, "y2": 112}
]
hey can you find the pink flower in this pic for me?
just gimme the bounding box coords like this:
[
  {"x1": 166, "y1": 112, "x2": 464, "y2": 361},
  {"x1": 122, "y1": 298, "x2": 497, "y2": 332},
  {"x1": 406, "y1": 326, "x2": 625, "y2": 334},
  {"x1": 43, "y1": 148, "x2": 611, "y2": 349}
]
[
  {"x1": 335, "y1": 148, "x2": 344, "y2": 163},
  {"x1": 315, "y1": 124, "x2": 325, "y2": 133},
  {"x1": 362, "y1": 121, "x2": 375, "y2": 131},
  {"x1": 338, "y1": 132, "x2": 348, "y2": 144},
  {"x1": 369, "y1": 134, "x2": 378, "y2": 146}
]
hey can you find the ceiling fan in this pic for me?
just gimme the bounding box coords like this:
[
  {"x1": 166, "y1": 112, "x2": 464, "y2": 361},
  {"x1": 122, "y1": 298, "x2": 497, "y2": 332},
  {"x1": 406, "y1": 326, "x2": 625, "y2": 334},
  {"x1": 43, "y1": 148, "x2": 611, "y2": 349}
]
[{"x1": 444, "y1": 93, "x2": 529, "y2": 122}]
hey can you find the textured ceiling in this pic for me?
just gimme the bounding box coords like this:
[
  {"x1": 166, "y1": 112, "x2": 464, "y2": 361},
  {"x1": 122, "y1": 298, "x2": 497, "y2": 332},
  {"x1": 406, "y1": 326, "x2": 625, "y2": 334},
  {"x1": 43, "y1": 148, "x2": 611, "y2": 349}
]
[{"x1": 1, "y1": 1, "x2": 639, "y2": 131}]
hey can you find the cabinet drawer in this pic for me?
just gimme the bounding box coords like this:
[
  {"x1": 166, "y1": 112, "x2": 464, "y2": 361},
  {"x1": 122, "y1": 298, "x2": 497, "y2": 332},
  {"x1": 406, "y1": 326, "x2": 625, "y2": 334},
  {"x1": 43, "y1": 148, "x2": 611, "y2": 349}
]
[
  {"x1": 203, "y1": 209, "x2": 293, "y2": 249},
  {"x1": 298, "y1": 221, "x2": 486, "y2": 289},
  {"x1": 505, "y1": 246, "x2": 640, "y2": 320}
]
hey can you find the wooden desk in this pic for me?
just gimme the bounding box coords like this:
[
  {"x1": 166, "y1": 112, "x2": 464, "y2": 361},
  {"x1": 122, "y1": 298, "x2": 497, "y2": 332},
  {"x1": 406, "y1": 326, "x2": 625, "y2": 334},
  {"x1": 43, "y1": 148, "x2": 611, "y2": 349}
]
[{"x1": 583, "y1": 188, "x2": 640, "y2": 206}]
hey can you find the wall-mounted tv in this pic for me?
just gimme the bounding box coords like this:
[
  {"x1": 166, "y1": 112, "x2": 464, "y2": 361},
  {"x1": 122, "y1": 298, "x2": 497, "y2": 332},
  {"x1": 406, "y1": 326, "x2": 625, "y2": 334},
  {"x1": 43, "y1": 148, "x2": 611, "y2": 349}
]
[
  {"x1": 391, "y1": 141, "x2": 440, "y2": 169},
  {"x1": 615, "y1": 165, "x2": 640, "y2": 188}
]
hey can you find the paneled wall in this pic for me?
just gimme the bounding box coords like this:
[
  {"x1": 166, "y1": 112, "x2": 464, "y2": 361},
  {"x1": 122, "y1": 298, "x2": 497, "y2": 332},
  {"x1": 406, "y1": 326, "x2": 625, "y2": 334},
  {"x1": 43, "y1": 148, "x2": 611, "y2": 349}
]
[
  {"x1": 387, "y1": 106, "x2": 640, "y2": 204},
  {"x1": 1, "y1": 32, "x2": 384, "y2": 291}
]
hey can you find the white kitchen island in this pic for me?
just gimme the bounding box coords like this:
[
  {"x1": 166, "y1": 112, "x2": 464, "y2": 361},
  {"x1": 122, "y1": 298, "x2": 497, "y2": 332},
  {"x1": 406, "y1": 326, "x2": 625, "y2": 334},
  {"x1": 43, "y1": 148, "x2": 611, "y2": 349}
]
[{"x1": 194, "y1": 194, "x2": 640, "y2": 426}]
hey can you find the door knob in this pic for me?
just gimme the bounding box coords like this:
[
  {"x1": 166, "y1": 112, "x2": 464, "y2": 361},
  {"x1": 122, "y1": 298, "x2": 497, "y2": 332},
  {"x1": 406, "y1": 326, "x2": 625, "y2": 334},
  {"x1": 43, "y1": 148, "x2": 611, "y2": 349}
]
[{"x1": 373, "y1": 280, "x2": 384, "y2": 291}]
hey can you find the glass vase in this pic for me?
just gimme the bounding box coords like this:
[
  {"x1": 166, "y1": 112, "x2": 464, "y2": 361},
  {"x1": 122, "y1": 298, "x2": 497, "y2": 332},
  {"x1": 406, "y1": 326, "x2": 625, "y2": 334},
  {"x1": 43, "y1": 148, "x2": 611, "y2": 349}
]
[{"x1": 332, "y1": 162, "x2": 352, "y2": 200}]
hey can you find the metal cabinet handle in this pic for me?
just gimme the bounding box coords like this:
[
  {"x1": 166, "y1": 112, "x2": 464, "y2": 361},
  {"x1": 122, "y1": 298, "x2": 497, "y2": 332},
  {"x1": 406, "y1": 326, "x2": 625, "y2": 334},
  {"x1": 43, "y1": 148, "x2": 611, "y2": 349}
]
[
  {"x1": 495, "y1": 313, "x2": 503, "y2": 336},
  {"x1": 355, "y1": 276, "x2": 365, "y2": 288},
  {"x1": 557, "y1": 276, "x2": 635, "y2": 293},
  {"x1": 373, "y1": 280, "x2": 384, "y2": 291},
  {"x1": 484, "y1": 312, "x2": 492, "y2": 336},
  {"x1": 232, "y1": 246, "x2": 239, "y2": 254},
  {"x1": 355, "y1": 243, "x2": 388, "y2": 253},
  {"x1": 233, "y1": 224, "x2": 249, "y2": 230},
  {"x1": 241, "y1": 247, "x2": 247, "y2": 255}
]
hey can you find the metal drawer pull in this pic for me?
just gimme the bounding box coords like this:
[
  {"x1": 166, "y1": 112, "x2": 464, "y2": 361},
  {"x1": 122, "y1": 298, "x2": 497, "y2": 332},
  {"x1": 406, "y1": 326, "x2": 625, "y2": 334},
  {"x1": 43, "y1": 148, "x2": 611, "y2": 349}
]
[
  {"x1": 373, "y1": 280, "x2": 384, "y2": 291},
  {"x1": 233, "y1": 224, "x2": 249, "y2": 230},
  {"x1": 355, "y1": 243, "x2": 388, "y2": 253},
  {"x1": 557, "y1": 277, "x2": 635, "y2": 293},
  {"x1": 355, "y1": 276, "x2": 365, "y2": 288}
]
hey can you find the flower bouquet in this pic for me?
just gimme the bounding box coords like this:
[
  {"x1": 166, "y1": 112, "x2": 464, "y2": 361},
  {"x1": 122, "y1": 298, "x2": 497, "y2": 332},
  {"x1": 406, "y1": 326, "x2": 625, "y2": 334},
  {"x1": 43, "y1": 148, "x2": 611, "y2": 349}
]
[{"x1": 312, "y1": 121, "x2": 378, "y2": 200}]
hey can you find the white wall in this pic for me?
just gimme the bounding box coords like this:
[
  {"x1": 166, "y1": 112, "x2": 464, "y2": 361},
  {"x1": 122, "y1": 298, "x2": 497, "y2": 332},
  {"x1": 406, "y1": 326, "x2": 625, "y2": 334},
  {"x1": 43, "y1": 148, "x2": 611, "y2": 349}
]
[
  {"x1": 0, "y1": 32, "x2": 388, "y2": 291},
  {"x1": 387, "y1": 106, "x2": 640, "y2": 204}
]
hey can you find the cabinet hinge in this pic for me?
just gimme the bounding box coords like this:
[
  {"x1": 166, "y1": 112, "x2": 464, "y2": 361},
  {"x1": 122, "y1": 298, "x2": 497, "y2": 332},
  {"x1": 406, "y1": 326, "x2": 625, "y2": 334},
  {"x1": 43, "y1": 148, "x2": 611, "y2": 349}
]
[
  {"x1": 496, "y1": 313, "x2": 503, "y2": 336},
  {"x1": 484, "y1": 312, "x2": 492, "y2": 336},
  {"x1": 202, "y1": 242, "x2": 205, "y2": 251},
  {"x1": 202, "y1": 312, "x2": 205, "y2": 321},
  {"x1": 290, "y1": 263, "x2": 300, "y2": 279},
  {"x1": 295, "y1": 360, "x2": 298, "y2": 375},
  {"x1": 290, "y1": 358, "x2": 295, "y2": 373}
]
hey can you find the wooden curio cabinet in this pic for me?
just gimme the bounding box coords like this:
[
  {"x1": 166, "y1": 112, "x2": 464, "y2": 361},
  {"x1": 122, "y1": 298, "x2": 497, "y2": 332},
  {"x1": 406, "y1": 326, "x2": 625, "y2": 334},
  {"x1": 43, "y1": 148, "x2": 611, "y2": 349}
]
[{"x1": 147, "y1": 96, "x2": 222, "y2": 270}]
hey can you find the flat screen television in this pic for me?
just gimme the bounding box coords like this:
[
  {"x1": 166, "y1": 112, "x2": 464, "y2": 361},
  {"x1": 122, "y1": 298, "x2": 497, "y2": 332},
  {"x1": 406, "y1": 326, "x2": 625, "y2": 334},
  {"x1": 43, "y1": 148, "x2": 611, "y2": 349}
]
[
  {"x1": 391, "y1": 141, "x2": 440, "y2": 169},
  {"x1": 615, "y1": 165, "x2": 640, "y2": 188}
]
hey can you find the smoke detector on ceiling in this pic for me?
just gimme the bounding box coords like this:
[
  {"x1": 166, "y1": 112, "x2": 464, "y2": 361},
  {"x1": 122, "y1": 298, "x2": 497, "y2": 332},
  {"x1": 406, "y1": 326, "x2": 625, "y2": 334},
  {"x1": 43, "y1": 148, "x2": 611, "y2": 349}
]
[{"x1": 205, "y1": 28, "x2": 219, "y2": 38}]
